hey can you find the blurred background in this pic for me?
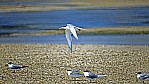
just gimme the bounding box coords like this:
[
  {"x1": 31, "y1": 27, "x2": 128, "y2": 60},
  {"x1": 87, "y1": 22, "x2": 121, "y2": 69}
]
[{"x1": 0, "y1": 0, "x2": 149, "y2": 45}]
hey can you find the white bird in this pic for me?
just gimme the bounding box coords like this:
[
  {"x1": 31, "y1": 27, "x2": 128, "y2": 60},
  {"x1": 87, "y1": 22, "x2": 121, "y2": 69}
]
[
  {"x1": 83, "y1": 71, "x2": 107, "y2": 79},
  {"x1": 6, "y1": 62, "x2": 28, "y2": 73},
  {"x1": 59, "y1": 24, "x2": 84, "y2": 53},
  {"x1": 136, "y1": 72, "x2": 149, "y2": 83},
  {"x1": 67, "y1": 70, "x2": 84, "y2": 77}
]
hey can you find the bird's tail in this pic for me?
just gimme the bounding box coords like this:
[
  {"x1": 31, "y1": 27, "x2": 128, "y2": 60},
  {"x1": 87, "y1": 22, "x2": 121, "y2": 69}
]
[
  {"x1": 70, "y1": 46, "x2": 72, "y2": 53},
  {"x1": 97, "y1": 75, "x2": 107, "y2": 78},
  {"x1": 22, "y1": 66, "x2": 28, "y2": 68}
]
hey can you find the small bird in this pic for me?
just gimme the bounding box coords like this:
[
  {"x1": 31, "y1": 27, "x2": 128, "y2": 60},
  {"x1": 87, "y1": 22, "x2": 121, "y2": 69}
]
[
  {"x1": 136, "y1": 72, "x2": 149, "y2": 83},
  {"x1": 67, "y1": 70, "x2": 84, "y2": 77},
  {"x1": 59, "y1": 24, "x2": 84, "y2": 53},
  {"x1": 6, "y1": 62, "x2": 28, "y2": 73},
  {"x1": 83, "y1": 71, "x2": 107, "y2": 79}
]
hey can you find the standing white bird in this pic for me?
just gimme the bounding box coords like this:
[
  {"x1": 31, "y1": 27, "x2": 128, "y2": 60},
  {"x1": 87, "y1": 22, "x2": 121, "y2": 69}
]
[
  {"x1": 136, "y1": 72, "x2": 149, "y2": 83},
  {"x1": 6, "y1": 62, "x2": 28, "y2": 73},
  {"x1": 59, "y1": 24, "x2": 84, "y2": 53},
  {"x1": 83, "y1": 71, "x2": 107, "y2": 79}
]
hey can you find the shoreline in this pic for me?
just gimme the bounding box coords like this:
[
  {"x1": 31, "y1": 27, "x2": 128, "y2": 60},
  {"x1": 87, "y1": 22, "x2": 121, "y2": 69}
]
[
  {"x1": 0, "y1": 44, "x2": 149, "y2": 83},
  {"x1": 1, "y1": 26, "x2": 149, "y2": 37},
  {"x1": 0, "y1": 5, "x2": 68, "y2": 12}
]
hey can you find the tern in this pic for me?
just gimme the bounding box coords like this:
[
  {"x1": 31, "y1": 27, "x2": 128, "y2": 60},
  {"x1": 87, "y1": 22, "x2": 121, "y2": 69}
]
[
  {"x1": 83, "y1": 71, "x2": 107, "y2": 79},
  {"x1": 67, "y1": 70, "x2": 84, "y2": 77},
  {"x1": 6, "y1": 62, "x2": 28, "y2": 73},
  {"x1": 59, "y1": 24, "x2": 84, "y2": 53},
  {"x1": 136, "y1": 72, "x2": 149, "y2": 83}
]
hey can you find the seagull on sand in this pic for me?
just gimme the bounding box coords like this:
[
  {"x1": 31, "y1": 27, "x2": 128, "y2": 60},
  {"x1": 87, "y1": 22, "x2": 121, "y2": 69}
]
[
  {"x1": 59, "y1": 24, "x2": 84, "y2": 53},
  {"x1": 67, "y1": 70, "x2": 84, "y2": 77},
  {"x1": 83, "y1": 71, "x2": 107, "y2": 79},
  {"x1": 6, "y1": 62, "x2": 28, "y2": 73},
  {"x1": 136, "y1": 72, "x2": 149, "y2": 83}
]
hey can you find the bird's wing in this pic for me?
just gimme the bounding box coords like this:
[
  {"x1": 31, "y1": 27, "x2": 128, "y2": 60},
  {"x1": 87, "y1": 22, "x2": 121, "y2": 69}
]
[
  {"x1": 141, "y1": 74, "x2": 149, "y2": 80},
  {"x1": 65, "y1": 30, "x2": 72, "y2": 53},
  {"x1": 72, "y1": 70, "x2": 81, "y2": 74},
  {"x1": 75, "y1": 27, "x2": 84, "y2": 31},
  {"x1": 97, "y1": 74, "x2": 107, "y2": 78},
  {"x1": 69, "y1": 26, "x2": 78, "y2": 40},
  {"x1": 86, "y1": 74, "x2": 98, "y2": 79},
  {"x1": 11, "y1": 64, "x2": 22, "y2": 69}
]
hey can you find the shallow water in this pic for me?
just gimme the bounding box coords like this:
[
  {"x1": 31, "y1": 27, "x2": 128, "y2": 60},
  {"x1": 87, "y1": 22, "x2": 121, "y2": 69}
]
[{"x1": 0, "y1": 34, "x2": 149, "y2": 45}]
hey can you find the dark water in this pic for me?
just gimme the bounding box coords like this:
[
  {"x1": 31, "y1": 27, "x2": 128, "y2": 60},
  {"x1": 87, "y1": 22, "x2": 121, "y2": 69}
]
[{"x1": 0, "y1": 6, "x2": 149, "y2": 45}]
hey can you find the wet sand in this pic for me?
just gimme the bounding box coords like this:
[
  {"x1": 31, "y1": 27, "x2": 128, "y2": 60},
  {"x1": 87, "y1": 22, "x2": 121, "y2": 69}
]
[{"x1": 0, "y1": 44, "x2": 149, "y2": 84}]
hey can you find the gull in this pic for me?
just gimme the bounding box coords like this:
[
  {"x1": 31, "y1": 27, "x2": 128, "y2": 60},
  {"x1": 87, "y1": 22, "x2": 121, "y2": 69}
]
[
  {"x1": 6, "y1": 62, "x2": 28, "y2": 73},
  {"x1": 67, "y1": 70, "x2": 84, "y2": 77},
  {"x1": 83, "y1": 71, "x2": 107, "y2": 79},
  {"x1": 136, "y1": 72, "x2": 149, "y2": 83},
  {"x1": 59, "y1": 24, "x2": 84, "y2": 53}
]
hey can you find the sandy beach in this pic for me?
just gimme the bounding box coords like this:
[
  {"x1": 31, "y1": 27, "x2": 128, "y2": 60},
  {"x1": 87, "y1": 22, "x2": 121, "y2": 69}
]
[{"x1": 0, "y1": 44, "x2": 149, "y2": 84}]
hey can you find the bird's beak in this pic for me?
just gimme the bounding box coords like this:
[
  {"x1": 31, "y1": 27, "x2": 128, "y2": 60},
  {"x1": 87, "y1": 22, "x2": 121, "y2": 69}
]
[
  {"x1": 135, "y1": 72, "x2": 140, "y2": 74},
  {"x1": 80, "y1": 28, "x2": 86, "y2": 30},
  {"x1": 59, "y1": 27, "x2": 64, "y2": 29}
]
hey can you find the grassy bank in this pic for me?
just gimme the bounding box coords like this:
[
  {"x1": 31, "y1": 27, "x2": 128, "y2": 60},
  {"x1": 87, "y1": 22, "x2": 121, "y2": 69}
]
[
  {"x1": 0, "y1": 5, "x2": 67, "y2": 12},
  {"x1": 0, "y1": 0, "x2": 149, "y2": 12},
  {"x1": 43, "y1": 26, "x2": 149, "y2": 35},
  {"x1": 78, "y1": 26, "x2": 149, "y2": 35},
  {"x1": 0, "y1": 44, "x2": 149, "y2": 83},
  {"x1": 1, "y1": 26, "x2": 149, "y2": 37},
  {"x1": 72, "y1": 0, "x2": 149, "y2": 7}
]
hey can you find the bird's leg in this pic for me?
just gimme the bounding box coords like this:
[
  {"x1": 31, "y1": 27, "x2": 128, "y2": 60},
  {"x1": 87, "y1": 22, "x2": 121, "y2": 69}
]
[
  {"x1": 90, "y1": 80, "x2": 92, "y2": 83},
  {"x1": 12, "y1": 70, "x2": 15, "y2": 73}
]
